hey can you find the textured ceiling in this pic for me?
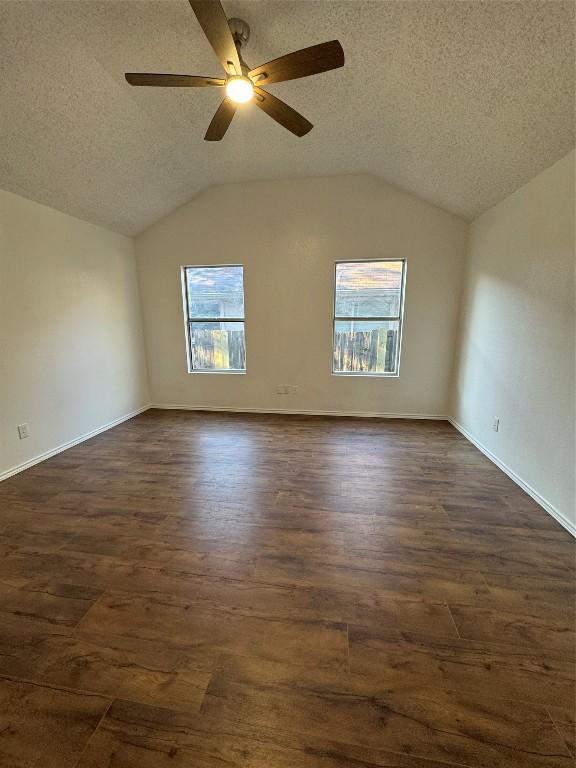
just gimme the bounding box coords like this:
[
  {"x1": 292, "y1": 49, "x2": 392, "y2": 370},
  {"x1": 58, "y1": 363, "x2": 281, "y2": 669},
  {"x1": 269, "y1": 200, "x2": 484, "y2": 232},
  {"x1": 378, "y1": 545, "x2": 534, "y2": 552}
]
[{"x1": 0, "y1": 0, "x2": 574, "y2": 235}]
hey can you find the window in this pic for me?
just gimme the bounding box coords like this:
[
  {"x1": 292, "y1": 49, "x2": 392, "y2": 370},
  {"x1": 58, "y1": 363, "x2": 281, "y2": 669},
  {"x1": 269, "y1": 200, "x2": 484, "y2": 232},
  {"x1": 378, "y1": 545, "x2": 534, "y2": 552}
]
[
  {"x1": 183, "y1": 265, "x2": 246, "y2": 372},
  {"x1": 333, "y1": 259, "x2": 406, "y2": 376}
]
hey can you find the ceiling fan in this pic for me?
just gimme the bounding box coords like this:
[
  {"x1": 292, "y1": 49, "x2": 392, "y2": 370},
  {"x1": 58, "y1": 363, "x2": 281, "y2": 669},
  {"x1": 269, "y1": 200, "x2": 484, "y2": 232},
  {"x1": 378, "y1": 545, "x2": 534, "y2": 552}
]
[{"x1": 125, "y1": 0, "x2": 344, "y2": 141}]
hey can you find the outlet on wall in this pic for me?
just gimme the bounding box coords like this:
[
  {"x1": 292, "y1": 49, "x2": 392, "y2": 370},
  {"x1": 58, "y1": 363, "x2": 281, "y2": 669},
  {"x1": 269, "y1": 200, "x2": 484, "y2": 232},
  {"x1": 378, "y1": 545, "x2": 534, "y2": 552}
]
[
  {"x1": 276, "y1": 385, "x2": 298, "y2": 395},
  {"x1": 492, "y1": 417, "x2": 500, "y2": 432},
  {"x1": 17, "y1": 423, "x2": 30, "y2": 439}
]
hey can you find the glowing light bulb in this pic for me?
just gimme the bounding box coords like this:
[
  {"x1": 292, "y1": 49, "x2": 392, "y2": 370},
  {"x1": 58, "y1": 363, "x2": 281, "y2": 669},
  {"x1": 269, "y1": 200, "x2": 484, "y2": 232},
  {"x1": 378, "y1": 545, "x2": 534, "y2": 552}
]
[{"x1": 226, "y1": 76, "x2": 254, "y2": 104}]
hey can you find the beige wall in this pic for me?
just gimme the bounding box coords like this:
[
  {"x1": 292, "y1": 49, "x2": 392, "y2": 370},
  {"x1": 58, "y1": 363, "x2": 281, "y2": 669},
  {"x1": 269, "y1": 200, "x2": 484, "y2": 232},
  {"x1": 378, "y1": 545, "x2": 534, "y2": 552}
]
[
  {"x1": 0, "y1": 189, "x2": 149, "y2": 478},
  {"x1": 451, "y1": 151, "x2": 575, "y2": 531},
  {"x1": 136, "y1": 175, "x2": 468, "y2": 418}
]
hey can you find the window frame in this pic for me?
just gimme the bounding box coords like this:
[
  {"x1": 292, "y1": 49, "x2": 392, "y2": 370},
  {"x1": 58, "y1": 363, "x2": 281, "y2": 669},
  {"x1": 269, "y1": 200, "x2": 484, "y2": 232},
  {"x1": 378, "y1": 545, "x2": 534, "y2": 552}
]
[
  {"x1": 181, "y1": 264, "x2": 247, "y2": 374},
  {"x1": 331, "y1": 258, "x2": 407, "y2": 378}
]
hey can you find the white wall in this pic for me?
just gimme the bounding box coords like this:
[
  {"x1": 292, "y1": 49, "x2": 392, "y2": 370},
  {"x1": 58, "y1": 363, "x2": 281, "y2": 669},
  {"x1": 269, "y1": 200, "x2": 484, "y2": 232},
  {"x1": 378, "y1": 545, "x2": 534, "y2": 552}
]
[
  {"x1": 451, "y1": 151, "x2": 575, "y2": 531},
  {"x1": 136, "y1": 175, "x2": 468, "y2": 418},
  {"x1": 0, "y1": 190, "x2": 149, "y2": 478}
]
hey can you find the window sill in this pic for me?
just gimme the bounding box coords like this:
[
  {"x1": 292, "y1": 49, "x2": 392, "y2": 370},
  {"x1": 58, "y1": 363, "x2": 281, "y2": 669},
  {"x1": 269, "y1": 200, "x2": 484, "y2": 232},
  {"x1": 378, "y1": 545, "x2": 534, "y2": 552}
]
[
  {"x1": 187, "y1": 369, "x2": 246, "y2": 375},
  {"x1": 331, "y1": 372, "x2": 400, "y2": 378}
]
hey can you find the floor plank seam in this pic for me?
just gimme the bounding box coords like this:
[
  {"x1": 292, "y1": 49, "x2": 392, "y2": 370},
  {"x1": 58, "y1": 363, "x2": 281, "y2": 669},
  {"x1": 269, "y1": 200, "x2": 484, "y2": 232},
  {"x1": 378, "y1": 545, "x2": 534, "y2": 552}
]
[
  {"x1": 71, "y1": 590, "x2": 108, "y2": 636},
  {"x1": 446, "y1": 604, "x2": 462, "y2": 639},
  {"x1": 72, "y1": 697, "x2": 114, "y2": 768},
  {"x1": 0, "y1": 671, "x2": 113, "y2": 702},
  {"x1": 545, "y1": 707, "x2": 575, "y2": 756}
]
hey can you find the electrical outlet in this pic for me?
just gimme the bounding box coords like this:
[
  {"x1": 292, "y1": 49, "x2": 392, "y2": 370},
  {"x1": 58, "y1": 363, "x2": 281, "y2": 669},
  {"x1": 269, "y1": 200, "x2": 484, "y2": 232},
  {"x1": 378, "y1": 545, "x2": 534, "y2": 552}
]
[
  {"x1": 276, "y1": 385, "x2": 298, "y2": 395},
  {"x1": 492, "y1": 417, "x2": 500, "y2": 432},
  {"x1": 17, "y1": 423, "x2": 29, "y2": 439}
]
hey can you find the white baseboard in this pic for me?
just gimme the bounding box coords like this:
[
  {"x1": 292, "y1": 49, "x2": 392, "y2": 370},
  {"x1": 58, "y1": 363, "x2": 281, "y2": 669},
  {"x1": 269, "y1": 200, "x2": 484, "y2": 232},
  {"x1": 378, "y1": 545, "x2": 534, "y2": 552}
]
[
  {"x1": 449, "y1": 418, "x2": 575, "y2": 538},
  {"x1": 0, "y1": 405, "x2": 151, "y2": 483},
  {"x1": 151, "y1": 403, "x2": 449, "y2": 420}
]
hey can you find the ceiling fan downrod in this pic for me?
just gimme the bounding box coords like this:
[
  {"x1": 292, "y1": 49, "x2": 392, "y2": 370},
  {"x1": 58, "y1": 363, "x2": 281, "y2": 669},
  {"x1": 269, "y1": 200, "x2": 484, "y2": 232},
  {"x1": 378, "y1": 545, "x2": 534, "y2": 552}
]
[{"x1": 228, "y1": 17, "x2": 251, "y2": 74}]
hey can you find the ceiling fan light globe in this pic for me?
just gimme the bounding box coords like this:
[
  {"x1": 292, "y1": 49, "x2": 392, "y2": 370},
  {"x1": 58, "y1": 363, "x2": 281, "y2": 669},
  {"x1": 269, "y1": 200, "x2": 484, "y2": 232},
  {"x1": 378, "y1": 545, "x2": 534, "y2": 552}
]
[{"x1": 226, "y1": 76, "x2": 254, "y2": 104}]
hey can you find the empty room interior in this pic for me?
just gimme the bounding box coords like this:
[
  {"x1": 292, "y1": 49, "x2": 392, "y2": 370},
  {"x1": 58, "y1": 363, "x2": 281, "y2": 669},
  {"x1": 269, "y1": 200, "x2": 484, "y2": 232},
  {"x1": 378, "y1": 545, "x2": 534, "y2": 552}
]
[{"x1": 0, "y1": 0, "x2": 575, "y2": 766}]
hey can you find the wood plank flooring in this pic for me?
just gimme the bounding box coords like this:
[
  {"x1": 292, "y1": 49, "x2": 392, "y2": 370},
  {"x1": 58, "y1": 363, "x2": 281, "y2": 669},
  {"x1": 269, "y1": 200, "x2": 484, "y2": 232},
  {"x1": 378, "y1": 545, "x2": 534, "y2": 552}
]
[{"x1": 0, "y1": 409, "x2": 573, "y2": 768}]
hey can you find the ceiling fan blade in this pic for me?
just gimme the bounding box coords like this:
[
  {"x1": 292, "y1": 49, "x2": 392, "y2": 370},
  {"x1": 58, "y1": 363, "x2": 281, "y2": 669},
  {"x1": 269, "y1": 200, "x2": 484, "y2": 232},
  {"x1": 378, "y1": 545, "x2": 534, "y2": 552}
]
[
  {"x1": 253, "y1": 87, "x2": 312, "y2": 137},
  {"x1": 249, "y1": 40, "x2": 344, "y2": 86},
  {"x1": 205, "y1": 97, "x2": 237, "y2": 140},
  {"x1": 188, "y1": 0, "x2": 242, "y2": 76},
  {"x1": 125, "y1": 73, "x2": 224, "y2": 87}
]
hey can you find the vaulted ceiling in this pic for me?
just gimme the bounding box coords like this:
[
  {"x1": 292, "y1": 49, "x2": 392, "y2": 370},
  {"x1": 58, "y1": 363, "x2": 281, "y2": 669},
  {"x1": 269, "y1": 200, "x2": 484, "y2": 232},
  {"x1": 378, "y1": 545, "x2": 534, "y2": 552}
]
[{"x1": 0, "y1": 0, "x2": 573, "y2": 235}]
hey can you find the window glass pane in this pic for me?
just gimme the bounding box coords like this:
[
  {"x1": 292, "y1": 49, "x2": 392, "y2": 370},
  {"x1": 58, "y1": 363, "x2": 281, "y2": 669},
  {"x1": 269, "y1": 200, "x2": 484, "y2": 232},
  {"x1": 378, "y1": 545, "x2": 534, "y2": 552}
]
[
  {"x1": 333, "y1": 320, "x2": 399, "y2": 374},
  {"x1": 186, "y1": 266, "x2": 244, "y2": 319},
  {"x1": 189, "y1": 321, "x2": 246, "y2": 371},
  {"x1": 335, "y1": 261, "x2": 403, "y2": 318}
]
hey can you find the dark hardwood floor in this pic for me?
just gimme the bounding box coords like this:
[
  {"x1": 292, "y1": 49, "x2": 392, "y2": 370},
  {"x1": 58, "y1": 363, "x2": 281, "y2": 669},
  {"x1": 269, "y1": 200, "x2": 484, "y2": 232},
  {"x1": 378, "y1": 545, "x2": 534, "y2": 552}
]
[{"x1": 0, "y1": 409, "x2": 573, "y2": 768}]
